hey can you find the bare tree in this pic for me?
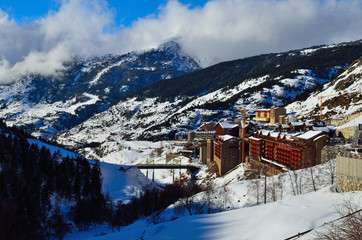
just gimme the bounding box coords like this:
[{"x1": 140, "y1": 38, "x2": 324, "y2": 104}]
[
  {"x1": 314, "y1": 198, "x2": 362, "y2": 240},
  {"x1": 202, "y1": 181, "x2": 214, "y2": 213},
  {"x1": 309, "y1": 166, "x2": 318, "y2": 192},
  {"x1": 322, "y1": 159, "x2": 336, "y2": 185},
  {"x1": 267, "y1": 178, "x2": 278, "y2": 202},
  {"x1": 277, "y1": 175, "x2": 284, "y2": 200},
  {"x1": 288, "y1": 171, "x2": 297, "y2": 196},
  {"x1": 248, "y1": 179, "x2": 262, "y2": 204}
]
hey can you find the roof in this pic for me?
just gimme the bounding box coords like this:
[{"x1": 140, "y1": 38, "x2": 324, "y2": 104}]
[
  {"x1": 280, "y1": 124, "x2": 290, "y2": 128},
  {"x1": 218, "y1": 122, "x2": 239, "y2": 129},
  {"x1": 256, "y1": 109, "x2": 270, "y2": 112},
  {"x1": 218, "y1": 135, "x2": 239, "y2": 142},
  {"x1": 290, "y1": 122, "x2": 304, "y2": 126},
  {"x1": 313, "y1": 127, "x2": 330, "y2": 133},
  {"x1": 249, "y1": 136, "x2": 262, "y2": 141},
  {"x1": 296, "y1": 131, "x2": 323, "y2": 140},
  {"x1": 313, "y1": 135, "x2": 328, "y2": 142}
]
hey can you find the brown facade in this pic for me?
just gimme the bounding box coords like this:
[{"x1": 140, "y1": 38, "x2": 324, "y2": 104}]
[
  {"x1": 197, "y1": 140, "x2": 208, "y2": 164},
  {"x1": 206, "y1": 139, "x2": 214, "y2": 163},
  {"x1": 202, "y1": 122, "x2": 215, "y2": 131},
  {"x1": 214, "y1": 136, "x2": 241, "y2": 175},
  {"x1": 248, "y1": 130, "x2": 328, "y2": 172},
  {"x1": 215, "y1": 122, "x2": 239, "y2": 138},
  {"x1": 270, "y1": 107, "x2": 287, "y2": 124}
]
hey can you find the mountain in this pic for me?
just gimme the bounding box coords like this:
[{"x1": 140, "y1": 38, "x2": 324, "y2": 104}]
[
  {"x1": 57, "y1": 40, "x2": 362, "y2": 158},
  {"x1": 0, "y1": 41, "x2": 201, "y2": 138},
  {"x1": 287, "y1": 56, "x2": 362, "y2": 119}
]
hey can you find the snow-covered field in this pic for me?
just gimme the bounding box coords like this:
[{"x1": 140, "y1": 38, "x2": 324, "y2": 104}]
[
  {"x1": 65, "y1": 186, "x2": 361, "y2": 240},
  {"x1": 27, "y1": 138, "x2": 361, "y2": 240}
]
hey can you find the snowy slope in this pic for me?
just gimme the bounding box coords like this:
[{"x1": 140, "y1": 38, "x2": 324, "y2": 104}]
[
  {"x1": 287, "y1": 57, "x2": 362, "y2": 118},
  {"x1": 27, "y1": 138, "x2": 157, "y2": 202},
  {"x1": 57, "y1": 67, "x2": 337, "y2": 160},
  {"x1": 65, "y1": 162, "x2": 362, "y2": 240}
]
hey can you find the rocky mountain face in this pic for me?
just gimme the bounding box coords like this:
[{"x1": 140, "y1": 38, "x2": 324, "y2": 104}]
[
  {"x1": 0, "y1": 41, "x2": 200, "y2": 138},
  {"x1": 287, "y1": 56, "x2": 362, "y2": 119},
  {"x1": 57, "y1": 40, "x2": 362, "y2": 161}
]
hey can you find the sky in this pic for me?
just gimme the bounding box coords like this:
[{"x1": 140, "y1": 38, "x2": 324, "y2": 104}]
[{"x1": 1, "y1": 0, "x2": 362, "y2": 84}]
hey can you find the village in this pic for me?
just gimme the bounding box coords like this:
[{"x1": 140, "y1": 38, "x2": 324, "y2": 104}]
[{"x1": 172, "y1": 106, "x2": 362, "y2": 193}]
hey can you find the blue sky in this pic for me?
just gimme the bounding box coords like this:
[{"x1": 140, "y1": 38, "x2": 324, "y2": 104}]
[
  {"x1": 0, "y1": 0, "x2": 208, "y2": 26},
  {"x1": 1, "y1": 0, "x2": 362, "y2": 84}
]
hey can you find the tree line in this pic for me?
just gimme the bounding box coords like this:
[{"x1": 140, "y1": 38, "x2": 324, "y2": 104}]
[{"x1": 0, "y1": 120, "x2": 106, "y2": 239}]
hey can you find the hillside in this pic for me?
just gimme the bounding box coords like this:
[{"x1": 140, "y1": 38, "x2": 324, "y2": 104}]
[
  {"x1": 57, "y1": 40, "x2": 362, "y2": 158},
  {"x1": 0, "y1": 41, "x2": 200, "y2": 138},
  {"x1": 287, "y1": 56, "x2": 362, "y2": 119},
  {"x1": 64, "y1": 159, "x2": 362, "y2": 240}
]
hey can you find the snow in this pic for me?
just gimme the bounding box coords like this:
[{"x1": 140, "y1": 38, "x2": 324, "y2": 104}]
[
  {"x1": 218, "y1": 135, "x2": 238, "y2": 141},
  {"x1": 26, "y1": 138, "x2": 156, "y2": 202},
  {"x1": 88, "y1": 59, "x2": 127, "y2": 86},
  {"x1": 29, "y1": 137, "x2": 362, "y2": 240},
  {"x1": 65, "y1": 187, "x2": 362, "y2": 240},
  {"x1": 27, "y1": 138, "x2": 79, "y2": 158},
  {"x1": 287, "y1": 59, "x2": 362, "y2": 118},
  {"x1": 218, "y1": 122, "x2": 238, "y2": 129},
  {"x1": 336, "y1": 115, "x2": 362, "y2": 129},
  {"x1": 297, "y1": 131, "x2": 323, "y2": 140}
]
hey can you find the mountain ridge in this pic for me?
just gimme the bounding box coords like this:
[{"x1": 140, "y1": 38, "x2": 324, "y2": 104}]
[
  {"x1": 0, "y1": 41, "x2": 201, "y2": 138},
  {"x1": 56, "y1": 40, "x2": 362, "y2": 161}
]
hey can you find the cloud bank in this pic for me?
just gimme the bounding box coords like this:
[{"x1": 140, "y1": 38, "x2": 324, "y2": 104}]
[{"x1": 1, "y1": 0, "x2": 362, "y2": 84}]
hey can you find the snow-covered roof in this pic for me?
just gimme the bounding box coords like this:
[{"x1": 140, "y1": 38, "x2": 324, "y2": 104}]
[
  {"x1": 249, "y1": 136, "x2": 262, "y2": 141},
  {"x1": 261, "y1": 157, "x2": 289, "y2": 170},
  {"x1": 218, "y1": 135, "x2": 239, "y2": 142},
  {"x1": 313, "y1": 127, "x2": 330, "y2": 133},
  {"x1": 280, "y1": 124, "x2": 290, "y2": 128},
  {"x1": 290, "y1": 122, "x2": 304, "y2": 126},
  {"x1": 313, "y1": 135, "x2": 328, "y2": 142},
  {"x1": 296, "y1": 131, "x2": 323, "y2": 140},
  {"x1": 256, "y1": 109, "x2": 270, "y2": 112},
  {"x1": 218, "y1": 122, "x2": 239, "y2": 129}
]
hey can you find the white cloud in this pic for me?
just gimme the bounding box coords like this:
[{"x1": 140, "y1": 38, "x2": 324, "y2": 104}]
[{"x1": 1, "y1": 0, "x2": 362, "y2": 84}]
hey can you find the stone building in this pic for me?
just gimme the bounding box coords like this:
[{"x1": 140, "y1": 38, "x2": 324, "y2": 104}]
[
  {"x1": 270, "y1": 107, "x2": 287, "y2": 124},
  {"x1": 336, "y1": 150, "x2": 362, "y2": 192}
]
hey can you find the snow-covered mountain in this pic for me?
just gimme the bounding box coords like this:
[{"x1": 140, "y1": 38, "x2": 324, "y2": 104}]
[
  {"x1": 0, "y1": 41, "x2": 201, "y2": 138},
  {"x1": 287, "y1": 56, "x2": 362, "y2": 118},
  {"x1": 57, "y1": 40, "x2": 362, "y2": 159}
]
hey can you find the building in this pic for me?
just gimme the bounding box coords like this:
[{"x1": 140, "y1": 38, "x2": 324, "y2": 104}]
[
  {"x1": 214, "y1": 135, "x2": 241, "y2": 175},
  {"x1": 197, "y1": 139, "x2": 208, "y2": 164},
  {"x1": 270, "y1": 107, "x2": 287, "y2": 124},
  {"x1": 253, "y1": 109, "x2": 271, "y2": 123},
  {"x1": 289, "y1": 122, "x2": 306, "y2": 132},
  {"x1": 188, "y1": 131, "x2": 216, "y2": 142},
  {"x1": 206, "y1": 139, "x2": 214, "y2": 163},
  {"x1": 202, "y1": 122, "x2": 215, "y2": 131},
  {"x1": 215, "y1": 121, "x2": 239, "y2": 138},
  {"x1": 336, "y1": 149, "x2": 362, "y2": 192},
  {"x1": 248, "y1": 130, "x2": 328, "y2": 175},
  {"x1": 253, "y1": 107, "x2": 286, "y2": 124}
]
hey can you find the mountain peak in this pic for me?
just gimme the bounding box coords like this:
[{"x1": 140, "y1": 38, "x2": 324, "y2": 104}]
[{"x1": 158, "y1": 40, "x2": 181, "y2": 52}]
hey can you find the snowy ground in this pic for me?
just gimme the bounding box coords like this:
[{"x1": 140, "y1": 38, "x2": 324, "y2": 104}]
[
  {"x1": 28, "y1": 138, "x2": 361, "y2": 240},
  {"x1": 64, "y1": 186, "x2": 361, "y2": 240}
]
